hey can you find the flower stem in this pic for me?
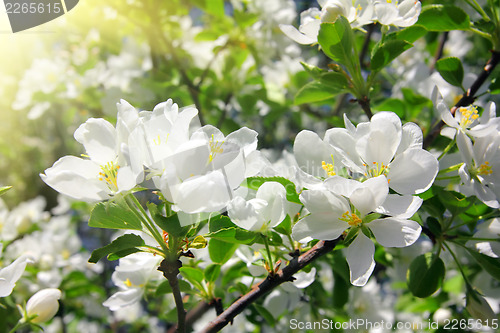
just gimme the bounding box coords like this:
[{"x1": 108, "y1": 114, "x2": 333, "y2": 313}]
[
  {"x1": 125, "y1": 195, "x2": 168, "y2": 254},
  {"x1": 443, "y1": 241, "x2": 472, "y2": 286},
  {"x1": 262, "y1": 233, "x2": 274, "y2": 275},
  {"x1": 438, "y1": 137, "x2": 456, "y2": 160}
]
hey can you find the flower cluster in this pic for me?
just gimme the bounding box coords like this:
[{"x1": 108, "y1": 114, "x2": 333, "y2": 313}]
[{"x1": 280, "y1": 0, "x2": 421, "y2": 45}]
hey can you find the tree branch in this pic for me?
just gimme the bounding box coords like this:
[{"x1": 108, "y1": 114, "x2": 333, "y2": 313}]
[
  {"x1": 423, "y1": 50, "x2": 500, "y2": 149},
  {"x1": 200, "y1": 238, "x2": 340, "y2": 333}
]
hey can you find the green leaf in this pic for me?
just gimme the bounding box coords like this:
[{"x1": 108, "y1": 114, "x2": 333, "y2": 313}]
[
  {"x1": 89, "y1": 201, "x2": 143, "y2": 230},
  {"x1": 426, "y1": 217, "x2": 442, "y2": 238},
  {"x1": 204, "y1": 264, "x2": 221, "y2": 282},
  {"x1": 300, "y1": 62, "x2": 327, "y2": 79},
  {"x1": 209, "y1": 214, "x2": 237, "y2": 233},
  {"x1": 107, "y1": 248, "x2": 143, "y2": 261},
  {"x1": 394, "y1": 25, "x2": 427, "y2": 43},
  {"x1": 88, "y1": 234, "x2": 145, "y2": 263},
  {"x1": 148, "y1": 203, "x2": 190, "y2": 238},
  {"x1": 156, "y1": 279, "x2": 192, "y2": 296},
  {"x1": 437, "y1": 190, "x2": 475, "y2": 216},
  {"x1": 466, "y1": 249, "x2": 500, "y2": 282},
  {"x1": 319, "y1": 72, "x2": 350, "y2": 91},
  {"x1": 205, "y1": 227, "x2": 258, "y2": 245},
  {"x1": 0, "y1": 186, "x2": 12, "y2": 196},
  {"x1": 407, "y1": 253, "x2": 445, "y2": 298},
  {"x1": 435, "y1": 57, "x2": 464, "y2": 88},
  {"x1": 371, "y1": 40, "x2": 413, "y2": 72},
  {"x1": 489, "y1": 77, "x2": 500, "y2": 94},
  {"x1": 204, "y1": 0, "x2": 225, "y2": 17},
  {"x1": 374, "y1": 98, "x2": 406, "y2": 118},
  {"x1": 416, "y1": 5, "x2": 470, "y2": 31},
  {"x1": 273, "y1": 214, "x2": 292, "y2": 235},
  {"x1": 244, "y1": 176, "x2": 301, "y2": 204},
  {"x1": 208, "y1": 239, "x2": 238, "y2": 264},
  {"x1": 253, "y1": 303, "x2": 275, "y2": 327},
  {"x1": 332, "y1": 271, "x2": 350, "y2": 309},
  {"x1": 179, "y1": 267, "x2": 205, "y2": 291},
  {"x1": 317, "y1": 18, "x2": 355, "y2": 66},
  {"x1": 294, "y1": 81, "x2": 337, "y2": 105}
]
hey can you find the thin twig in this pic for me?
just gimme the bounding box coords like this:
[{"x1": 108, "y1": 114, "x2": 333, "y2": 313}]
[
  {"x1": 359, "y1": 24, "x2": 376, "y2": 69},
  {"x1": 423, "y1": 50, "x2": 500, "y2": 149},
  {"x1": 200, "y1": 238, "x2": 340, "y2": 333},
  {"x1": 430, "y1": 31, "x2": 449, "y2": 72}
]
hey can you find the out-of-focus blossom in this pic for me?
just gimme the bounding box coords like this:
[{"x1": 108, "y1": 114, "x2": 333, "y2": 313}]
[
  {"x1": 457, "y1": 131, "x2": 500, "y2": 208},
  {"x1": 373, "y1": 0, "x2": 421, "y2": 27},
  {"x1": 0, "y1": 255, "x2": 34, "y2": 297},
  {"x1": 467, "y1": 218, "x2": 500, "y2": 258}
]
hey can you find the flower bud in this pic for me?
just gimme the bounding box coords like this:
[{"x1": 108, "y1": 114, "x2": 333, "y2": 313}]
[{"x1": 26, "y1": 288, "x2": 62, "y2": 323}]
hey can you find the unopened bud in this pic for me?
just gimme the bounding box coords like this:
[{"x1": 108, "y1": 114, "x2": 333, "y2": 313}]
[{"x1": 26, "y1": 288, "x2": 62, "y2": 323}]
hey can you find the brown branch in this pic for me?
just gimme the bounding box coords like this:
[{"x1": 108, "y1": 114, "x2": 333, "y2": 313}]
[
  {"x1": 423, "y1": 50, "x2": 500, "y2": 149},
  {"x1": 430, "y1": 31, "x2": 449, "y2": 72},
  {"x1": 359, "y1": 24, "x2": 376, "y2": 69},
  {"x1": 357, "y1": 96, "x2": 373, "y2": 119},
  {"x1": 158, "y1": 259, "x2": 186, "y2": 333},
  {"x1": 167, "y1": 301, "x2": 213, "y2": 333},
  {"x1": 200, "y1": 238, "x2": 340, "y2": 333}
]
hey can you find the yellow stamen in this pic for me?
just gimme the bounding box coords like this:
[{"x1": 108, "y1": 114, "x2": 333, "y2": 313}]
[
  {"x1": 339, "y1": 211, "x2": 362, "y2": 227},
  {"x1": 208, "y1": 134, "x2": 224, "y2": 162},
  {"x1": 458, "y1": 106, "x2": 480, "y2": 128},
  {"x1": 98, "y1": 161, "x2": 120, "y2": 191},
  {"x1": 478, "y1": 161, "x2": 492, "y2": 176},
  {"x1": 321, "y1": 154, "x2": 336, "y2": 177}
]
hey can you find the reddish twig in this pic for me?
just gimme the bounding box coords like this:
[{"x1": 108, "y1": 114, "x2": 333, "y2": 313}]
[{"x1": 200, "y1": 238, "x2": 340, "y2": 333}]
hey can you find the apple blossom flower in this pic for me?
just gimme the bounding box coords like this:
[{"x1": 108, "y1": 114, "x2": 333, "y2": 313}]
[
  {"x1": 40, "y1": 100, "x2": 143, "y2": 201},
  {"x1": 326, "y1": 111, "x2": 439, "y2": 195},
  {"x1": 155, "y1": 125, "x2": 258, "y2": 215},
  {"x1": 103, "y1": 252, "x2": 162, "y2": 311},
  {"x1": 0, "y1": 254, "x2": 34, "y2": 297},
  {"x1": 457, "y1": 131, "x2": 500, "y2": 208},
  {"x1": 467, "y1": 218, "x2": 500, "y2": 258},
  {"x1": 279, "y1": 0, "x2": 374, "y2": 45},
  {"x1": 227, "y1": 182, "x2": 287, "y2": 232},
  {"x1": 26, "y1": 288, "x2": 62, "y2": 323},
  {"x1": 373, "y1": 0, "x2": 421, "y2": 27},
  {"x1": 292, "y1": 176, "x2": 422, "y2": 286},
  {"x1": 438, "y1": 101, "x2": 500, "y2": 139}
]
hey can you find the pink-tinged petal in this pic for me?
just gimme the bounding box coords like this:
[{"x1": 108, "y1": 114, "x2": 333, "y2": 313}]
[
  {"x1": 345, "y1": 233, "x2": 375, "y2": 286},
  {"x1": 350, "y1": 176, "x2": 388, "y2": 216},
  {"x1": 279, "y1": 24, "x2": 317, "y2": 45},
  {"x1": 74, "y1": 118, "x2": 117, "y2": 164},
  {"x1": 369, "y1": 217, "x2": 421, "y2": 247},
  {"x1": 387, "y1": 149, "x2": 438, "y2": 194},
  {"x1": 375, "y1": 194, "x2": 423, "y2": 219}
]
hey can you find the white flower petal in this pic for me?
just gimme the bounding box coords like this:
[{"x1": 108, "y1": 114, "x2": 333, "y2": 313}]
[
  {"x1": 103, "y1": 288, "x2": 143, "y2": 311},
  {"x1": 369, "y1": 217, "x2": 422, "y2": 247},
  {"x1": 376, "y1": 194, "x2": 423, "y2": 219},
  {"x1": 350, "y1": 176, "x2": 388, "y2": 216},
  {"x1": 388, "y1": 148, "x2": 438, "y2": 194},
  {"x1": 74, "y1": 118, "x2": 117, "y2": 164},
  {"x1": 279, "y1": 24, "x2": 317, "y2": 45},
  {"x1": 345, "y1": 233, "x2": 375, "y2": 286}
]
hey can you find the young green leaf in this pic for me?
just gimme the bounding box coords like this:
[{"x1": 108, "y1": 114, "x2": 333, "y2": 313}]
[
  {"x1": 371, "y1": 40, "x2": 413, "y2": 72},
  {"x1": 205, "y1": 227, "x2": 258, "y2": 245},
  {"x1": 435, "y1": 57, "x2": 464, "y2": 88},
  {"x1": 407, "y1": 253, "x2": 445, "y2": 298},
  {"x1": 465, "y1": 248, "x2": 500, "y2": 282},
  {"x1": 208, "y1": 239, "x2": 239, "y2": 264},
  {"x1": 317, "y1": 18, "x2": 355, "y2": 67},
  {"x1": 148, "y1": 203, "x2": 190, "y2": 238},
  {"x1": 179, "y1": 266, "x2": 205, "y2": 292},
  {"x1": 204, "y1": 263, "x2": 221, "y2": 282},
  {"x1": 156, "y1": 279, "x2": 193, "y2": 296},
  {"x1": 0, "y1": 186, "x2": 12, "y2": 196},
  {"x1": 89, "y1": 201, "x2": 143, "y2": 230},
  {"x1": 88, "y1": 234, "x2": 145, "y2": 263},
  {"x1": 416, "y1": 5, "x2": 470, "y2": 31},
  {"x1": 294, "y1": 81, "x2": 337, "y2": 105}
]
